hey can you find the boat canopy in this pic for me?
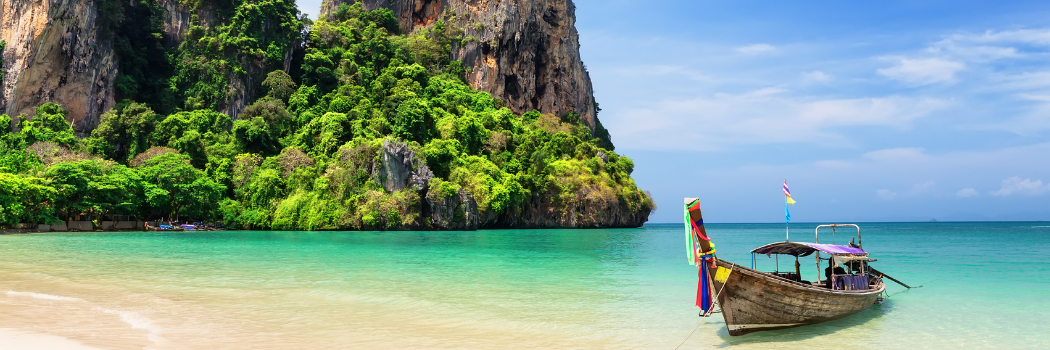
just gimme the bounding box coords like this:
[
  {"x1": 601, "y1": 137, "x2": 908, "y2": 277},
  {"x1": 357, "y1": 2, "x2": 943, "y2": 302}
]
[{"x1": 751, "y1": 241, "x2": 867, "y2": 257}]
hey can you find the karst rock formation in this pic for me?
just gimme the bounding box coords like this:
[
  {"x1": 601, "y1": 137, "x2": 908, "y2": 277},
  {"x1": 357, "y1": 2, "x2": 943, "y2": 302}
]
[{"x1": 322, "y1": 0, "x2": 599, "y2": 131}]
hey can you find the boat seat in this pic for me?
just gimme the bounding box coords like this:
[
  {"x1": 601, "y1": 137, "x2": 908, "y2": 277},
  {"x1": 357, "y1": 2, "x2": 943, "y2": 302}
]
[{"x1": 832, "y1": 274, "x2": 869, "y2": 291}]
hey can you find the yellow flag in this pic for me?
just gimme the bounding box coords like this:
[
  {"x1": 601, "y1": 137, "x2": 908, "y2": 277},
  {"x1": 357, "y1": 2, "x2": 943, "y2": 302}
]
[{"x1": 783, "y1": 181, "x2": 796, "y2": 205}]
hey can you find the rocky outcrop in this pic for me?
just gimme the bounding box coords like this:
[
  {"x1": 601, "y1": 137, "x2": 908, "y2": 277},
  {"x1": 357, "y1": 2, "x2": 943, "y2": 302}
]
[
  {"x1": 159, "y1": 0, "x2": 216, "y2": 48},
  {"x1": 372, "y1": 139, "x2": 648, "y2": 230},
  {"x1": 425, "y1": 187, "x2": 649, "y2": 230},
  {"x1": 372, "y1": 139, "x2": 434, "y2": 192},
  {"x1": 1, "y1": 0, "x2": 117, "y2": 133},
  {"x1": 322, "y1": 0, "x2": 599, "y2": 130},
  {"x1": 370, "y1": 140, "x2": 478, "y2": 230},
  {"x1": 425, "y1": 187, "x2": 479, "y2": 230},
  {"x1": 490, "y1": 193, "x2": 651, "y2": 228}
]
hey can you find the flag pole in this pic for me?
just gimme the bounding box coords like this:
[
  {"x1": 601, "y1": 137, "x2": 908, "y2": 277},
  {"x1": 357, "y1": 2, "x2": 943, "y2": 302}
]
[{"x1": 784, "y1": 180, "x2": 791, "y2": 242}]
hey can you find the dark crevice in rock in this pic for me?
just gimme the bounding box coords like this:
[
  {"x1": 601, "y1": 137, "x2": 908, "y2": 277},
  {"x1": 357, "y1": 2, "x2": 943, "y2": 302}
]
[{"x1": 504, "y1": 74, "x2": 520, "y2": 101}]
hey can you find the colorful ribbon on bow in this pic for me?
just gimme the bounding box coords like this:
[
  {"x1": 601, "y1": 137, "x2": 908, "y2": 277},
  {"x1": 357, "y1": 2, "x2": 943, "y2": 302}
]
[{"x1": 696, "y1": 250, "x2": 715, "y2": 314}]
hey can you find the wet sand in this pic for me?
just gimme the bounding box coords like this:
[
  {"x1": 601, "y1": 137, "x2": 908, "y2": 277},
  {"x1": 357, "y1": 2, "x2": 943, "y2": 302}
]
[{"x1": 0, "y1": 328, "x2": 106, "y2": 350}]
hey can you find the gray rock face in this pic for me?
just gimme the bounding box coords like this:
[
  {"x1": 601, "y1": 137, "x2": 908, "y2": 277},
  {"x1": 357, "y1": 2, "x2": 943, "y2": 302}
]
[
  {"x1": 0, "y1": 0, "x2": 282, "y2": 128},
  {"x1": 1, "y1": 0, "x2": 117, "y2": 133},
  {"x1": 425, "y1": 187, "x2": 479, "y2": 230},
  {"x1": 372, "y1": 139, "x2": 435, "y2": 192},
  {"x1": 159, "y1": 0, "x2": 217, "y2": 48},
  {"x1": 487, "y1": 193, "x2": 651, "y2": 229},
  {"x1": 322, "y1": 0, "x2": 599, "y2": 130}
]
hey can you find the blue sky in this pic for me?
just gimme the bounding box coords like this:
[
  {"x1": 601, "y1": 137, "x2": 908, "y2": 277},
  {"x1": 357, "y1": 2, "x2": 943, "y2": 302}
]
[{"x1": 300, "y1": 1, "x2": 1050, "y2": 223}]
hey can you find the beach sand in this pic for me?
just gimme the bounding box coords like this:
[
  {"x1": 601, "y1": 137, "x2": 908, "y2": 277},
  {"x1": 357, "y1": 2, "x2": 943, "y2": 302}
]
[{"x1": 0, "y1": 329, "x2": 106, "y2": 350}]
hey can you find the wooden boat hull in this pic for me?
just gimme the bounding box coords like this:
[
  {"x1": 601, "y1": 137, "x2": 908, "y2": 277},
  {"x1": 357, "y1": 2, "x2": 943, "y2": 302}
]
[{"x1": 711, "y1": 259, "x2": 884, "y2": 336}]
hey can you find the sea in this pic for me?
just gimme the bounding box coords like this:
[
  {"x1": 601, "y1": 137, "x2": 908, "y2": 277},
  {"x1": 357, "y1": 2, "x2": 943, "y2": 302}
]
[{"x1": 0, "y1": 222, "x2": 1047, "y2": 349}]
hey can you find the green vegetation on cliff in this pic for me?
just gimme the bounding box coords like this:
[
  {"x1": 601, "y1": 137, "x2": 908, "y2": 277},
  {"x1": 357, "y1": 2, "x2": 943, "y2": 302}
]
[
  {"x1": 0, "y1": 1, "x2": 652, "y2": 229},
  {"x1": 0, "y1": 40, "x2": 6, "y2": 82}
]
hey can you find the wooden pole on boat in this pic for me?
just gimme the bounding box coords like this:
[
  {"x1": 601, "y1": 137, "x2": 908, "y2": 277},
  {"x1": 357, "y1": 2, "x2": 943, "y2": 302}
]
[
  {"x1": 867, "y1": 266, "x2": 914, "y2": 288},
  {"x1": 686, "y1": 198, "x2": 719, "y2": 315},
  {"x1": 687, "y1": 200, "x2": 714, "y2": 261}
]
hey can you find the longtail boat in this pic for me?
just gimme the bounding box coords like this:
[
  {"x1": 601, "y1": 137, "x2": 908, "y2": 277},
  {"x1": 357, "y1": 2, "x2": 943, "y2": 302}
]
[{"x1": 684, "y1": 198, "x2": 885, "y2": 336}]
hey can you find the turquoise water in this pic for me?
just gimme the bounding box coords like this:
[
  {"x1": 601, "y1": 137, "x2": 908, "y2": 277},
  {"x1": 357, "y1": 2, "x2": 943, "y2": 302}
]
[{"x1": 0, "y1": 222, "x2": 1047, "y2": 349}]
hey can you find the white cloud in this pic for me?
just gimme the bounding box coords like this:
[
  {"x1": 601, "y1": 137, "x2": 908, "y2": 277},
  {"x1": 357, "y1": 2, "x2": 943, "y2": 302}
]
[
  {"x1": 957, "y1": 188, "x2": 979, "y2": 197},
  {"x1": 876, "y1": 189, "x2": 897, "y2": 200},
  {"x1": 877, "y1": 58, "x2": 965, "y2": 85},
  {"x1": 990, "y1": 176, "x2": 1050, "y2": 196},
  {"x1": 868, "y1": 27, "x2": 1050, "y2": 134},
  {"x1": 802, "y1": 71, "x2": 833, "y2": 83},
  {"x1": 614, "y1": 65, "x2": 712, "y2": 81},
  {"x1": 607, "y1": 92, "x2": 949, "y2": 151},
  {"x1": 921, "y1": 29, "x2": 1050, "y2": 63},
  {"x1": 927, "y1": 40, "x2": 1019, "y2": 62},
  {"x1": 938, "y1": 28, "x2": 1050, "y2": 48},
  {"x1": 907, "y1": 181, "x2": 935, "y2": 195},
  {"x1": 999, "y1": 71, "x2": 1050, "y2": 91},
  {"x1": 736, "y1": 43, "x2": 776, "y2": 55},
  {"x1": 863, "y1": 148, "x2": 928, "y2": 162},
  {"x1": 871, "y1": 181, "x2": 934, "y2": 199}
]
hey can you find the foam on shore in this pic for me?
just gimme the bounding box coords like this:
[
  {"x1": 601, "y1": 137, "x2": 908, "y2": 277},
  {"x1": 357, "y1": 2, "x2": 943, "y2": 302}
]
[
  {"x1": 6, "y1": 290, "x2": 84, "y2": 302},
  {"x1": 6, "y1": 290, "x2": 165, "y2": 345}
]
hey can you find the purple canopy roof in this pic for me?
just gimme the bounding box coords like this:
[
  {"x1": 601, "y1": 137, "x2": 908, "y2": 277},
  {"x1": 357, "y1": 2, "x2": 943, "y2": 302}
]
[{"x1": 750, "y1": 241, "x2": 867, "y2": 257}]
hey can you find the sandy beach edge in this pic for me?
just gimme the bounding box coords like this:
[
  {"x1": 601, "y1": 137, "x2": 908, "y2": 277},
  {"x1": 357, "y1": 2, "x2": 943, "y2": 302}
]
[{"x1": 0, "y1": 328, "x2": 106, "y2": 350}]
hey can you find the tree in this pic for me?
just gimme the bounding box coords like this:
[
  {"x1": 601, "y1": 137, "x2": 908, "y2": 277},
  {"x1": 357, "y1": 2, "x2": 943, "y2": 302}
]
[
  {"x1": 239, "y1": 97, "x2": 294, "y2": 137},
  {"x1": 392, "y1": 98, "x2": 432, "y2": 143},
  {"x1": 233, "y1": 117, "x2": 282, "y2": 155},
  {"x1": 45, "y1": 159, "x2": 143, "y2": 224},
  {"x1": 238, "y1": 168, "x2": 284, "y2": 209},
  {"x1": 0, "y1": 173, "x2": 57, "y2": 226},
  {"x1": 137, "y1": 152, "x2": 224, "y2": 221},
  {"x1": 151, "y1": 110, "x2": 232, "y2": 168},
  {"x1": 262, "y1": 70, "x2": 297, "y2": 101},
  {"x1": 84, "y1": 102, "x2": 160, "y2": 163},
  {"x1": 292, "y1": 112, "x2": 352, "y2": 155},
  {"x1": 17, "y1": 103, "x2": 77, "y2": 148}
]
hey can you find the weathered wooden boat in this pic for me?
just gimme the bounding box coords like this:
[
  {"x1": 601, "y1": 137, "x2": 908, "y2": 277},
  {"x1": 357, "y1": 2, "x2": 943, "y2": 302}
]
[{"x1": 684, "y1": 198, "x2": 885, "y2": 336}]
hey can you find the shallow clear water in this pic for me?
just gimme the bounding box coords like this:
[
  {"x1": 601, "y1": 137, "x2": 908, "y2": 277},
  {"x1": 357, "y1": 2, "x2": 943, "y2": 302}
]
[{"x1": 0, "y1": 222, "x2": 1047, "y2": 349}]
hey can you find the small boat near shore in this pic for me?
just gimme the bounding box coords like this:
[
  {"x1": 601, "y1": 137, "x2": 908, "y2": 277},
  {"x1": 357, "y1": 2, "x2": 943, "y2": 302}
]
[
  {"x1": 711, "y1": 254, "x2": 884, "y2": 335},
  {"x1": 685, "y1": 198, "x2": 888, "y2": 335}
]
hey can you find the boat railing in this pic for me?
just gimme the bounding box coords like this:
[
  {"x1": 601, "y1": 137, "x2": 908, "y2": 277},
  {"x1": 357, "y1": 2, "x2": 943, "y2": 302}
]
[
  {"x1": 814, "y1": 224, "x2": 863, "y2": 286},
  {"x1": 814, "y1": 224, "x2": 860, "y2": 247}
]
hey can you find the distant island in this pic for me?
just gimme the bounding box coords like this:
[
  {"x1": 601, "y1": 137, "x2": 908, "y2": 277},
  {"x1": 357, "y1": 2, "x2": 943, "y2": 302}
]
[{"x1": 0, "y1": 0, "x2": 653, "y2": 231}]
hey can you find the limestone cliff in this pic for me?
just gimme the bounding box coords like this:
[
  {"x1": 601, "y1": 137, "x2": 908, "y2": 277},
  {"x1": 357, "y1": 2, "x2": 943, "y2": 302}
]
[
  {"x1": 0, "y1": 0, "x2": 266, "y2": 129},
  {"x1": 0, "y1": 0, "x2": 117, "y2": 133},
  {"x1": 321, "y1": 0, "x2": 599, "y2": 131},
  {"x1": 2, "y1": 0, "x2": 600, "y2": 134}
]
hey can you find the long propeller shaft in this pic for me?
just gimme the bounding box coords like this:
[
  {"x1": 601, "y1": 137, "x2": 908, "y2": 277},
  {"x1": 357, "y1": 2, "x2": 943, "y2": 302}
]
[{"x1": 868, "y1": 266, "x2": 913, "y2": 289}]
